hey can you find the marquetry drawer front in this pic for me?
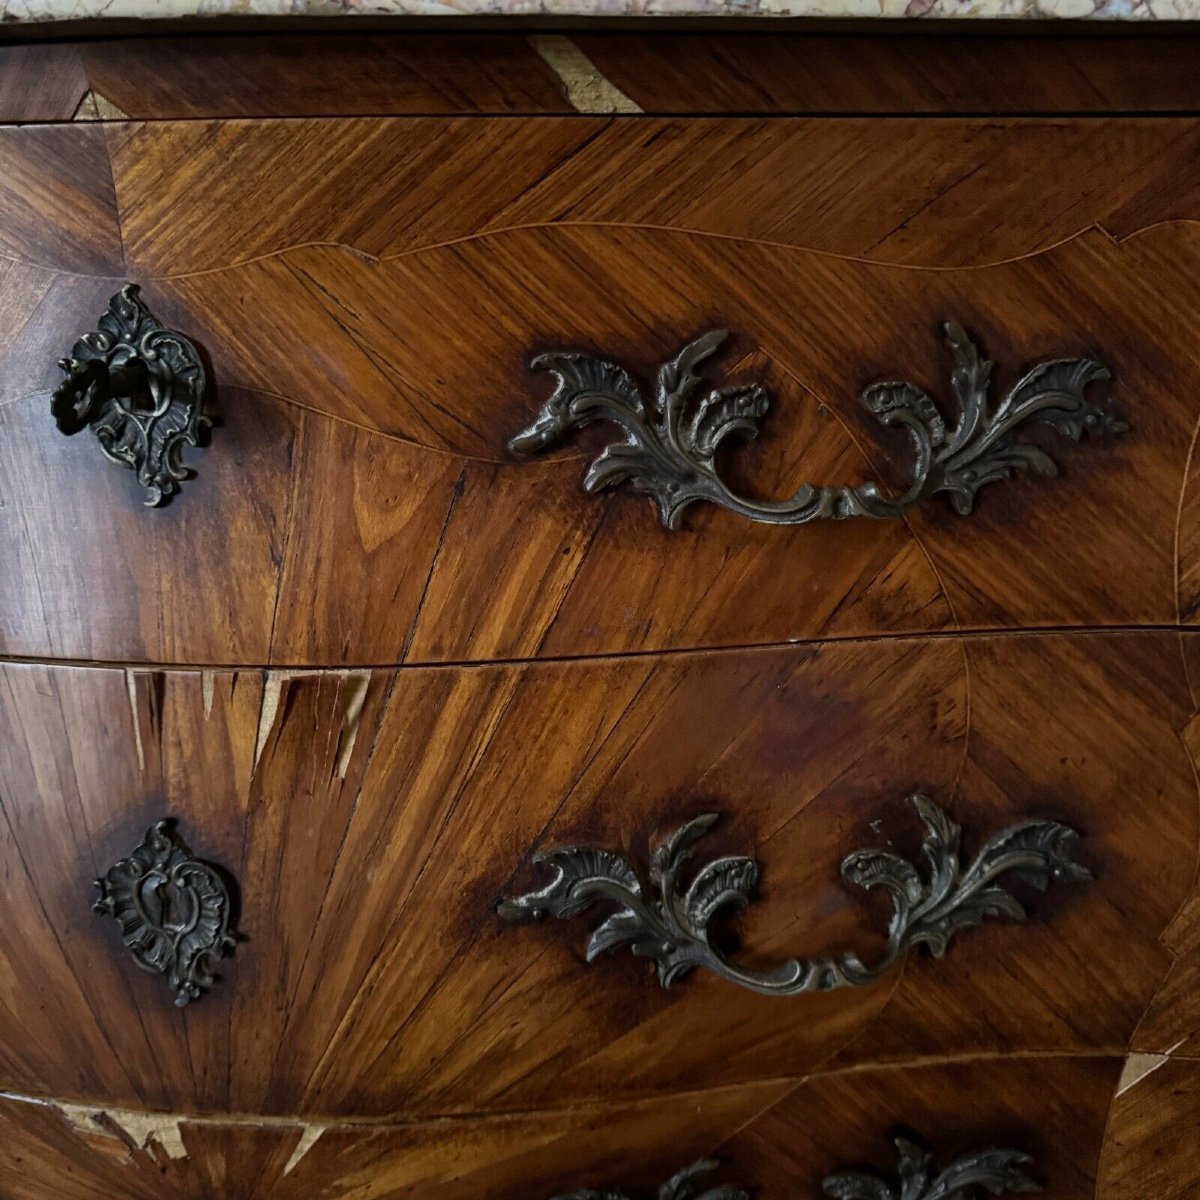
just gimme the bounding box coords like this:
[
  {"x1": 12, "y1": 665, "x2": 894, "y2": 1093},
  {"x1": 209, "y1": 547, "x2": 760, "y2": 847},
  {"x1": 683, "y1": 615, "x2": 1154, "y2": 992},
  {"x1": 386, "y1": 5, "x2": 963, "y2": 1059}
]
[
  {"x1": 0, "y1": 631, "x2": 1194, "y2": 1120},
  {"x1": 0, "y1": 1054, "x2": 1154, "y2": 1200},
  {"x1": 6, "y1": 116, "x2": 1200, "y2": 668}
]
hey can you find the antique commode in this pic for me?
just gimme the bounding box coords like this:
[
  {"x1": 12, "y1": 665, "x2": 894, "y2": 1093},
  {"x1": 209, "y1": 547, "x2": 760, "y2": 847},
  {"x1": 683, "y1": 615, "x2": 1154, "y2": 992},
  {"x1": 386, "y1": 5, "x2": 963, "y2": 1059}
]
[{"x1": 0, "y1": 19, "x2": 1199, "y2": 1200}]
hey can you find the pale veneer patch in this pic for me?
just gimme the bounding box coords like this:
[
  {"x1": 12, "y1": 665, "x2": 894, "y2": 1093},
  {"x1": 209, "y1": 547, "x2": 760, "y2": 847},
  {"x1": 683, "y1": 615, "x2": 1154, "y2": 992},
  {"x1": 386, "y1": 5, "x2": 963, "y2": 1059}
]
[
  {"x1": 528, "y1": 35, "x2": 642, "y2": 114},
  {"x1": 57, "y1": 1101, "x2": 188, "y2": 1161},
  {"x1": 71, "y1": 90, "x2": 130, "y2": 121}
]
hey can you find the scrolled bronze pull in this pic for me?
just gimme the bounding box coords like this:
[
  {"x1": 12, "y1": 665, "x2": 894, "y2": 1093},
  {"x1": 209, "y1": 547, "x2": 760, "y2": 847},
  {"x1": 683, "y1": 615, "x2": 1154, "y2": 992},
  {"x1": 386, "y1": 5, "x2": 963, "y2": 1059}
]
[
  {"x1": 53, "y1": 284, "x2": 209, "y2": 506},
  {"x1": 550, "y1": 1135, "x2": 1040, "y2": 1200},
  {"x1": 507, "y1": 324, "x2": 1124, "y2": 529},
  {"x1": 498, "y1": 795, "x2": 1089, "y2": 996},
  {"x1": 552, "y1": 1132, "x2": 1041, "y2": 1200}
]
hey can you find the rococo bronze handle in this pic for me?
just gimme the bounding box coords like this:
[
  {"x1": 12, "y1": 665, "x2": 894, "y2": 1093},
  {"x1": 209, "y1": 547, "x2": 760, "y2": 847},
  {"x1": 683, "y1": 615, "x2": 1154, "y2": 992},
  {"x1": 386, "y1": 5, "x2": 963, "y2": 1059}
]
[
  {"x1": 550, "y1": 1134, "x2": 1040, "y2": 1200},
  {"x1": 507, "y1": 324, "x2": 1125, "y2": 529},
  {"x1": 498, "y1": 795, "x2": 1089, "y2": 996},
  {"x1": 53, "y1": 284, "x2": 209, "y2": 506}
]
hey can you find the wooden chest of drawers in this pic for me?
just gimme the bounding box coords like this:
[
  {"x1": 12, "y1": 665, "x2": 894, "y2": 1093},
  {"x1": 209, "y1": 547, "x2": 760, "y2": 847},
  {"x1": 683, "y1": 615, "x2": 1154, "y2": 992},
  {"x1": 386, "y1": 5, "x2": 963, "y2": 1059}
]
[{"x1": 1, "y1": 27, "x2": 1199, "y2": 1200}]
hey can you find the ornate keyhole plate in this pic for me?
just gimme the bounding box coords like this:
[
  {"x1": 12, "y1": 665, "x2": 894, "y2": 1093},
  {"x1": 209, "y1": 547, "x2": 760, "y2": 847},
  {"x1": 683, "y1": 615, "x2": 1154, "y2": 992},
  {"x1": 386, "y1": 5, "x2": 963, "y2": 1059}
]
[{"x1": 93, "y1": 821, "x2": 238, "y2": 1006}]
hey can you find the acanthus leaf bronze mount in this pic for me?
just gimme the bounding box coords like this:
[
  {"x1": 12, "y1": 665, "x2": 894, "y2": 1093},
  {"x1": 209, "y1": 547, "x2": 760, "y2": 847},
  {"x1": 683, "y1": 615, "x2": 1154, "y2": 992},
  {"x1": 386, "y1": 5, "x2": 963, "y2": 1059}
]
[
  {"x1": 52, "y1": 284, "x2": 209, "y2": 506},
  {"x1": 550, "y1": 1134, "x2": 1041, "y2": 1200},
  {"x1": 498, "y1": 795, "x2": 1090, "y2": 997},
  {"x1": 507, "y1": 324, "x2": 1125, "y2": 529}
]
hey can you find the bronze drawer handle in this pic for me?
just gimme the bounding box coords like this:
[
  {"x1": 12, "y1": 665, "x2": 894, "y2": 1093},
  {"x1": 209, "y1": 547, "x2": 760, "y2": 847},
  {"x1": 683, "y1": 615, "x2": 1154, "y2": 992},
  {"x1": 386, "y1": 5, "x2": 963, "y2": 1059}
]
[
  {"x1": 93, "y1": 820, "x2": 238, "y2": 1006},
  {"x1": 552, "y1": 1136, "x2": 1039, "y2": 1200},
  {"x1": 507, "y1": 324, "x2": 1124, "y2": 529},
  {"x1": 498, "y1": 795, "x2": 1089, "y2": 996},
  {"x1": 53, "y1": 284, "x2": 209, "y2": 506}
]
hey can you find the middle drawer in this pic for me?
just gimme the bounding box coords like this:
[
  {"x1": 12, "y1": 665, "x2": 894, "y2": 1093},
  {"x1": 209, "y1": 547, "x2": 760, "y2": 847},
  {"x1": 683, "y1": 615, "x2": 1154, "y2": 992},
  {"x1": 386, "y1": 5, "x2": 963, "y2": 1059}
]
[{"x1": 0, "y1": 629, "x2": 1192, "y2": 1121}]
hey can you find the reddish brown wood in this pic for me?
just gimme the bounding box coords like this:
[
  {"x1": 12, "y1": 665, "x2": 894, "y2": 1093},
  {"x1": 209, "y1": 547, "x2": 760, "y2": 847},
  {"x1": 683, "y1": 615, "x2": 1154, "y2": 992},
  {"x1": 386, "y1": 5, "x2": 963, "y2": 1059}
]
[
  {"x1": 0, "y1": 1056, "x2": 1132, "y2": 1200},
  {"x1": 3, "y1": 46, "x2": 1200, "y2": 1199},
  {"x1": 0, "y1": 1079, "x2": 789, "y2": 1200},
  {"x1": 722, "y1": 1057, "x2": 1124, "y2": 1200},
  {"x1": 7, "y1": 211, "x2": 1200, "y2": 665},
  {"x1": 1097, "y1": 1056, "x2": 1200, "y2": 1200},
  {"x1": 95, "y1": 116, "x2": 1200, "y2": 274},
  {"x1": 0, "y1": 126, "x2": 121, "y2": 274},
  {"x1": 0, "y1": 632, "x2": 1192, "y2": 1121}
]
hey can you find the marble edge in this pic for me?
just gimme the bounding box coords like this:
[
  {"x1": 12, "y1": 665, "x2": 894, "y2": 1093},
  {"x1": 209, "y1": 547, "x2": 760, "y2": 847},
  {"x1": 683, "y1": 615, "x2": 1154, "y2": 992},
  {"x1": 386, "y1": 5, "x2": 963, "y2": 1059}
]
[{"x1": 2, "y1": 0, "x2": 1196, "y2": 23}]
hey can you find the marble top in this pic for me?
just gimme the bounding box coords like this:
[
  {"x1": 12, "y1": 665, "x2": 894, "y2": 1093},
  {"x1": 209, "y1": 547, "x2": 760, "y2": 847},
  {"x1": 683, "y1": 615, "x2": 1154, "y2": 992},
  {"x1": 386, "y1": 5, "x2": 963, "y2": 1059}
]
[{"x1": 0, "y1": 0, "x2": 1190, "y2": 23}]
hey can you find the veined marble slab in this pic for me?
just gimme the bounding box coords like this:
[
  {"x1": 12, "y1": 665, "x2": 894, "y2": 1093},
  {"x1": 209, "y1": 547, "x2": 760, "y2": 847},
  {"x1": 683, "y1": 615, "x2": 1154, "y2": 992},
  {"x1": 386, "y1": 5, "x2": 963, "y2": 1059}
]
[{"x1": 0, "y1": 0, "x2": 1192, "y2": 22}]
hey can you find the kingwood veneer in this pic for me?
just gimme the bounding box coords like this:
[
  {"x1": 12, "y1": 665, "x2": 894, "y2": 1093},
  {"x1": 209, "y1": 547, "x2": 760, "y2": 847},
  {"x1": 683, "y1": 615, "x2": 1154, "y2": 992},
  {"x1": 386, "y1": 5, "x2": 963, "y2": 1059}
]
[{"x1": 0, "y1": 28, "x2": 1199, "y2": 1200}]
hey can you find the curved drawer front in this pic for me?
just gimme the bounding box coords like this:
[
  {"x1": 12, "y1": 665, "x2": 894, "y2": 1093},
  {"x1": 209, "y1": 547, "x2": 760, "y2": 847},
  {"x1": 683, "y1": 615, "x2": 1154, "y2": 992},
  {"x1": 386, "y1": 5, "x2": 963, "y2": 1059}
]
[
  {"x1": 4, "y1": 117, "x2": 1200, "y2": 666},
  {"x1": 0, "y1": 1056, "x2": 1138, "y2": 1200},
  {"x1": 0, "y1": 631, "x2": 1193, "y2": 1119}
]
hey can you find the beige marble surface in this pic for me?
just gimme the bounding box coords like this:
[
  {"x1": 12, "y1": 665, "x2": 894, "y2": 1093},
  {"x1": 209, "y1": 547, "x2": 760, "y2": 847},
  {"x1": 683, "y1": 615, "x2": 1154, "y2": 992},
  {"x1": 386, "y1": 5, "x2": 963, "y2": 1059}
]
[{"x1": 0, "y1": 0, "x2": 1194, "y2": 22}]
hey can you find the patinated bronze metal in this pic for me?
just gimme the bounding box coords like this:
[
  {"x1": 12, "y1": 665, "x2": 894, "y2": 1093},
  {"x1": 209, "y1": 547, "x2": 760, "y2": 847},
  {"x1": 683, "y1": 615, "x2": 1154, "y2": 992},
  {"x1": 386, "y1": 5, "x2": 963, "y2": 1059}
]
[
  {"x1": 507, "y1": 324, "x2": 1124, "y2": 529},
  {"x1": 821, "y1": 1135, "x2": 1040, "y2": 1200},
  {"x1": 551, "y1": 1136, "x2": 1039, "y2": 1200},
  {"x1": 52, "y1": 284, "x2": 209, "y2": 505},
  {"x1": 553, "y1": 1159, "x2": 747, "y2": 1200},
  {"x1": 498, "y1": 795, "x2": 1090, "y2": 995},
  {"x1": 93, "y1": 821, "x2": 237, "y2": 1006}
]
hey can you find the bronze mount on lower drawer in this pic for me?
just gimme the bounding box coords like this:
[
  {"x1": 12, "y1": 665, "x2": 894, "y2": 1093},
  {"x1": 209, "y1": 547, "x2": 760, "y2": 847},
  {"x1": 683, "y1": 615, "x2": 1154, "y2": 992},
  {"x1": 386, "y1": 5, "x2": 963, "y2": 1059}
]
[{"x1": 551, "y1": 1134, "x2": 1040, "y2": 1200}]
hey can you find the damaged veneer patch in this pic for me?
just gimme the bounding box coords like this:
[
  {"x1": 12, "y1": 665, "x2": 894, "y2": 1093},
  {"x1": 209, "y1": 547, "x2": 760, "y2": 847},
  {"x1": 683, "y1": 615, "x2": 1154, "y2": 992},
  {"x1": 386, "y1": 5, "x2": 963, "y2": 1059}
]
[{"x1": 48, "y1": 1098, "x2": 327, "y2": 1174}]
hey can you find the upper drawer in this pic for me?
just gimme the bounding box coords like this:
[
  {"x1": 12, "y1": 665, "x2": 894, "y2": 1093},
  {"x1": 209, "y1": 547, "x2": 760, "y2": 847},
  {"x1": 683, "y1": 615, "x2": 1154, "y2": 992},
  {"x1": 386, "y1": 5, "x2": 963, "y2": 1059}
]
[{"x1": 1, "y1": 117, "x2": 1197, "y2": 667}]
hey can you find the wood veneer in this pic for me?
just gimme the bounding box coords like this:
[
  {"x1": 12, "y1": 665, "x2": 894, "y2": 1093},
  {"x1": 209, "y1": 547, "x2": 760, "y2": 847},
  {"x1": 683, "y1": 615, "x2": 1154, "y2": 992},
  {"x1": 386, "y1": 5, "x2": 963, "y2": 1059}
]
[
  {"x1": 9, "y1": 119, "x2": 1200, "y2": 664},
  {"x1": 0, "y1": 632, "x2": 1193, "y2": 1118},
  {"x1": 6, "y1": 33, "x2": 1200, "y2": 122},
  {"x1": 3, "y1": 32, "x2": 1200, "y2": 1200}
]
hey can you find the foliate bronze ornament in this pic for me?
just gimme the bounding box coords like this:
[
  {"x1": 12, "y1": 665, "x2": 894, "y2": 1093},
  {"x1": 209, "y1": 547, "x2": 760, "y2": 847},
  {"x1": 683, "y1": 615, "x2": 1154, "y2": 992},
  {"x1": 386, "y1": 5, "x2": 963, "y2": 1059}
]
[
  {"x1": 507, "y1": 325, "x2": 1124, "y2": 529},
  {"x1": 822, "y1": 1135, "x2": 1040, "y2": 1200},
  {"x1": 93, "y1": 821, "x2": 237, "y2": 1006},
  {"x1": 552, "y1": 1159, "x2": 746, "y2": 1200},
  {"x1": 497, "y1": 795, "x2": 1089, "y2": 995},
  {"x1": 52, "y1": 283, "x2": 209, "y2": 505},
  {"x1": 550, "y1": 1136, "x2": 1040, "y2": 1200}
]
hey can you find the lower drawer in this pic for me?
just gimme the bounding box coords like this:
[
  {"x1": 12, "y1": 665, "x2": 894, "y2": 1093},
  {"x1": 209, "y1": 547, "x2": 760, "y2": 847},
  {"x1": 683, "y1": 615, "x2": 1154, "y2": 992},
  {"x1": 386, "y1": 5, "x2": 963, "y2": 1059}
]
[
  {"x1": 0, "y1": 631, "x2": 1194, "y2": 1120},
  {"x1": 0, "y1": 1055, "x2": 1188, "y2": 1200}
]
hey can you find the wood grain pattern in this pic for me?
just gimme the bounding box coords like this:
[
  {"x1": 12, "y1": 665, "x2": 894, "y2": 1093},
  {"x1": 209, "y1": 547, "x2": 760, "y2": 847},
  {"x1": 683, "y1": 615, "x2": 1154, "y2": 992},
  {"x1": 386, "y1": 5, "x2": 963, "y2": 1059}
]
[
  {"x1": 0, "y1": 632, "x2": 1192, "y2": 1120},
  {"x1": 579, "y1": 34, "x2": 1200, "y2": 115},
  {"x1": 0, "y1": 126, "x2": 121, "y2": 275},
  {"x1": 9, "y1": 218, "x2": 1200, "y2": 664},
  {"x1": 79, "y1": 34, "x2": 568, "y2": 119},
  {"x1": 0, "y1": 1056, "x2": 1133, "y2": 1200},
  {"x1": 8, "y1": 118, "x2": 1200, "y2": 665},
  {"x1": 1097, "y1": 1056, "x2": 1200, "y2": 1200},
  {"x1": 0, "y1": 44, "x2": 88, "y2": 122},
  {"x1": 3, "y1": 63, "x2": 1200, "y2": 1198},
  {"x1": 722, "y1": 1057, "x2": 1124, "y2": 1200},
  {"x1": 5, "y1": 35, "x2": 1200, "y2": 122},
  {"x1": 103, "y1": 117, "x2": 1200, "y2": 273},
  {"x1": 0, "y1": 1079, "x2": 790, "y2": 1200}
]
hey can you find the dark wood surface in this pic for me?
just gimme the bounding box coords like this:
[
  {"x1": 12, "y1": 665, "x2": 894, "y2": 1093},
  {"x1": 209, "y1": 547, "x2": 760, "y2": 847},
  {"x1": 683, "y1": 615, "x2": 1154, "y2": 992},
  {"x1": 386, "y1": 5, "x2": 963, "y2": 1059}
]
[{"x1": 5, "y1": 33, "x2": 1200, "y2": 121}]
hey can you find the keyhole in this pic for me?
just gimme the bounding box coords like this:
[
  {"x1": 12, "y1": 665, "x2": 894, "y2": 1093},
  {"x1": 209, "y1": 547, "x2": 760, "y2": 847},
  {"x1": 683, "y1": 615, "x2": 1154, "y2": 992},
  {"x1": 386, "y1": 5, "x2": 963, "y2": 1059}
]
[{"x1": 139, "y1": 875, "x2": 197, "y2": 934}]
